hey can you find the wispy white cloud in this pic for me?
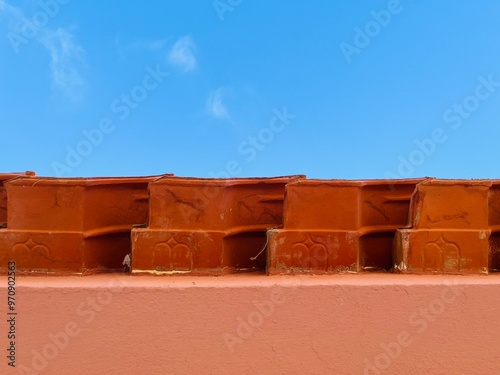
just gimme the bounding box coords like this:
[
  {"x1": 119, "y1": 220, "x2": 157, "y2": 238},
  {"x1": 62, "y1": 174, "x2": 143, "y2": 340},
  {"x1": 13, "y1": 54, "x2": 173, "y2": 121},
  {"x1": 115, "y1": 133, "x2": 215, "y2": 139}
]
[
  {"x1": 0, "y1": 1, "x2": 86, "y2": 104},
  {"x1": 0, "y1": 0, "x2": 18, "y2": 14},
  {"x1": 0, "y1": 0, "x2": 25, "y2": 27},
  {"x1": 0, "y1": 0, "x2": 16, "y2": 15},
  {"x1": 39, "y1": 28, "x2": 86, "y2": 102},
  {"x1": 207, "y1": 88, "x2": 229, "y2": 119},
  {"x1": 167, "y1": 35, "x2": 197, "y2": 72}
]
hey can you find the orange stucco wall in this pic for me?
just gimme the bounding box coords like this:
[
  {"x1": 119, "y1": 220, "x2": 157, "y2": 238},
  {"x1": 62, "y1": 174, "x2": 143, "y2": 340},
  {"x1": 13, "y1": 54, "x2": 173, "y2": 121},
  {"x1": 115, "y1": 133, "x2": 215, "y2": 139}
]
[{"x1": 2, "y1": 274, "x2": 500, "y2": 374}]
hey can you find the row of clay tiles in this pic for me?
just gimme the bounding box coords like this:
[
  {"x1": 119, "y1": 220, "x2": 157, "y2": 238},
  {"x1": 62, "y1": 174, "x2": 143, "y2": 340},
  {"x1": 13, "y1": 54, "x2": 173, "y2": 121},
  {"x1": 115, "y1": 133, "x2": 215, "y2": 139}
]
[{"x1": 0, "y1": 172, "x2": 498, "y2": 275}]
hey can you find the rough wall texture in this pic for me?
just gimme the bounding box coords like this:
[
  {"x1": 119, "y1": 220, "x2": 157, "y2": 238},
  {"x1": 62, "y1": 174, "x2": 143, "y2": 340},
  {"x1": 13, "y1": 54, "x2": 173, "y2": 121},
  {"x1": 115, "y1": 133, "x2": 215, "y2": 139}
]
[{"x1": 2, "y1": 274, "x2": 500, "y2": 374}]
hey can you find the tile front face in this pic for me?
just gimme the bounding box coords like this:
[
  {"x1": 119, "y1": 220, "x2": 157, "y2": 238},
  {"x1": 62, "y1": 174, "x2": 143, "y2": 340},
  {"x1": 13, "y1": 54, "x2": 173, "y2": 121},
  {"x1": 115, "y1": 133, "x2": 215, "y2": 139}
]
[
  {"x1": 396, "y1": 229, "x2": 489, "y2": 274},
  {"x1": 267, "y1": 178, "x2": 425, "y2": 274},
  {"x1": 131, "y1": 176, "x2": 304, "y2": 275},
  {"x1": 0, "y1": 231, "x2": 83, "y2": 272},
  {"x1": 132, "y1": 229, "x2": 223, "y2": 274},
  {"x1": 267, "y1": 230, "x2": 358, "y2": 274}
]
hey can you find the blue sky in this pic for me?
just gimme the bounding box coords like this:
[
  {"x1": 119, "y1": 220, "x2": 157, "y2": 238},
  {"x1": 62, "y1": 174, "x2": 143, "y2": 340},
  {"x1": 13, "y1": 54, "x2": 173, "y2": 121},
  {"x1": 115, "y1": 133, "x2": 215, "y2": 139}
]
[{"x1": 1, "y1": 0, "x2": 500, "y2": 179}]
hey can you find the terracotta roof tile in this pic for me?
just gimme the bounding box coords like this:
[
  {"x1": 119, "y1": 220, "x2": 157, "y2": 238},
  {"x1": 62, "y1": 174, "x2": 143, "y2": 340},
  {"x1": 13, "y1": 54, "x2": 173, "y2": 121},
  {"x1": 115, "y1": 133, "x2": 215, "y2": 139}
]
[
  {"x1": 394, "y1": 179, "x2": 491, "y2": 274},
  {"x1": 131, "y1": 175, "x2": 304, "y2": 275},
  {"x1": 267, "y1": 178, "x2": 427, "y2": 274},
  {"x1": 0, "y1": 174, "x2": 169, "y2": 274}
]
